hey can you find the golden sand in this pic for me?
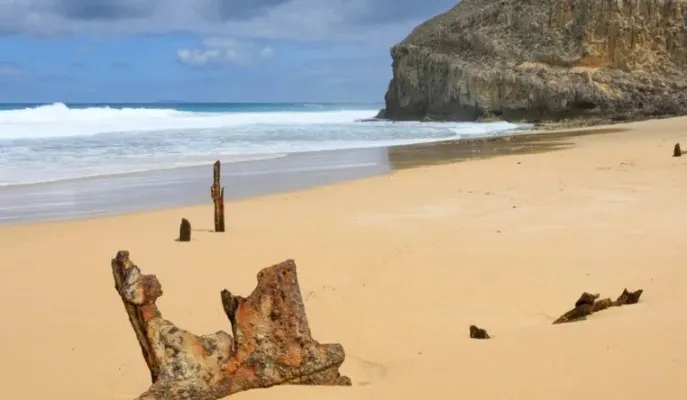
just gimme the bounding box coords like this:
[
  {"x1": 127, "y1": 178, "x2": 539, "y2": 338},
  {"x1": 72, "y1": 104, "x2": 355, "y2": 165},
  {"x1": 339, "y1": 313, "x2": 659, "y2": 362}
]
[{"x1": 1, "y1": 117, "x2": 687, "y2": 399}]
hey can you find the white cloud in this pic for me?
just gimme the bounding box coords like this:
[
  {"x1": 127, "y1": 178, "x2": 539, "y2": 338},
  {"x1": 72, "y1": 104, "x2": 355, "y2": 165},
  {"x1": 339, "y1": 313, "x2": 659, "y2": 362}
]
[
  {"x1": 0, "y1": 0, "x2": 453, "y2": 49},
  {"x1": 177, "y1": 37, "x2": 275, "y2": 67},
  {"x1": 260, "y1": 46, "x2": 274, "y2": 59},
  {"x1": 176, "y1": 48, "x2": 221, "y2": 66},
  {"x1": 0, "y1": 62, "x2": 24, "y2": 75}
]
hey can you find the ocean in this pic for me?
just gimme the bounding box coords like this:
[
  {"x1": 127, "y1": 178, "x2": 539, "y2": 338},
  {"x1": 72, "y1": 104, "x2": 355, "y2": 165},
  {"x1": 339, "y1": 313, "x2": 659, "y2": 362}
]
[{"x1": 0, "y1": 102, "x2": 526, "y2": 187}]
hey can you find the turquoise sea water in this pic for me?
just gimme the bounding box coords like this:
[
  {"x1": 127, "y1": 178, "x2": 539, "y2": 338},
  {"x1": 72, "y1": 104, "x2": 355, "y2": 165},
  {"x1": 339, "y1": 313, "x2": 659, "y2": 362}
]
[{"x1": 0, "y1": 102, "x2": 525, "y2": 186}]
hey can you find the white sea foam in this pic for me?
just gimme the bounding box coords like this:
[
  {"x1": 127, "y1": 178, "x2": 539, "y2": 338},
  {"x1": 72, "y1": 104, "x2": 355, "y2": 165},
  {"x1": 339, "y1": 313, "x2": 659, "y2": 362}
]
[
  {"x1": 0, "y1": 102, "x2": 382, "y2": 140},
  {"x1": 0, "y1": 103, "x2": 528, "y2": 186}
]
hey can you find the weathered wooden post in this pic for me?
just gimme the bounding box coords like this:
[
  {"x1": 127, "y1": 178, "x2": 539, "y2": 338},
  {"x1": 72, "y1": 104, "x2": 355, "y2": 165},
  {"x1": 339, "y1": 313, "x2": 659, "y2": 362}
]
[
  {"x1": 674, "y1": 143, "x2": 682, "y2": 157},
  {"x1": 178, "y1": 218, "x2": 191, "y2": 242},
  {"x1": 210, "y1": 161, "x2": 225, "y2": 232}
]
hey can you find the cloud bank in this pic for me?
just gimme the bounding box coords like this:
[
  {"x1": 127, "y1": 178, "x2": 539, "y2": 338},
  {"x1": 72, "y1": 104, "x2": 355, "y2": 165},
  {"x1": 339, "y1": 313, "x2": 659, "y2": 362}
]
[{"x1": 0, "y1": 0, "x2": 455, "y2": 41}]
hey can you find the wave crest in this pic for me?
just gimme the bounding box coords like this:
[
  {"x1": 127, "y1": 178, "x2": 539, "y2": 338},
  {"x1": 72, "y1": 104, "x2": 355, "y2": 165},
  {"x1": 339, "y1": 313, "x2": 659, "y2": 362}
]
[
  {"x1": 0, "y1": 102, "x2": 186, "y2": 123},
  {"x1": 0, "y1": 102, "x2": 378, "y2": 140}
]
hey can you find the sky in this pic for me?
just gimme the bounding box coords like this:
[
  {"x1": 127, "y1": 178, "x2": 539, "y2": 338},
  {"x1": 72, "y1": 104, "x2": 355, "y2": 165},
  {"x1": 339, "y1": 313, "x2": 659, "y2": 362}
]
[{"x1": 0, "y1": 0, "x2": 457, "y2": 103}]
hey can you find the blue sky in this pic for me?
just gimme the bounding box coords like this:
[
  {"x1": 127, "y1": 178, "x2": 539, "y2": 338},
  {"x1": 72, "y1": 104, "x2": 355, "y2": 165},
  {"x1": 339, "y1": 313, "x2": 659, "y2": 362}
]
[{"x1": 0, "y1": 0, "x2": 456, "y2": 103}]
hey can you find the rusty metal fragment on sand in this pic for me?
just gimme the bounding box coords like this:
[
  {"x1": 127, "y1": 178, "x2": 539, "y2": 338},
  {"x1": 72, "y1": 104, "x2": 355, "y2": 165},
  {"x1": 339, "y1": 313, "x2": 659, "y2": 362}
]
[
  {"x1": 469, "y1": 325, "x2": 490, "y2": 339},
  {"x1": 111, "y1": 251, "x2": 351, "y2": 400},
  {"x1": 553, "y1": 288, "x2": 643, "y2": 324}
]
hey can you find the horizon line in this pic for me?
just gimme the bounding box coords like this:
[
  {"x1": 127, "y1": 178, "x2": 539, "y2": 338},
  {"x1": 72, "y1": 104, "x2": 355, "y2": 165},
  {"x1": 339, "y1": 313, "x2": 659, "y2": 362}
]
[{"x1": 0, "y1": 101, "x2": 385, "y2": 105}]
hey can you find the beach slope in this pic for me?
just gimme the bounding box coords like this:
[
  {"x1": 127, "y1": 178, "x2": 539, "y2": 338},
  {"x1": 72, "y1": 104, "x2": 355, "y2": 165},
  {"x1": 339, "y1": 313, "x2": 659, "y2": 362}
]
[{"x1": 1, "y1": 117, "x2": 687, "y2": 399}]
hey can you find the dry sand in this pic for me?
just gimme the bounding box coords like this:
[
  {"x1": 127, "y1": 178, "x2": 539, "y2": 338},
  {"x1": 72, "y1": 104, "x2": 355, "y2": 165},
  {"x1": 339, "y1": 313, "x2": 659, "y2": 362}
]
[{"x1": 2, "y1": 117, "x2": 687, "y2": 399}]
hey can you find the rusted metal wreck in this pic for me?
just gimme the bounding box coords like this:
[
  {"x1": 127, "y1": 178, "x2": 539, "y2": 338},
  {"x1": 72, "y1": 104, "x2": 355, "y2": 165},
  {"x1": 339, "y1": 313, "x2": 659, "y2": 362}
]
[{"x1": 111, "y1": 250, "x2": 351, "y2": 400}]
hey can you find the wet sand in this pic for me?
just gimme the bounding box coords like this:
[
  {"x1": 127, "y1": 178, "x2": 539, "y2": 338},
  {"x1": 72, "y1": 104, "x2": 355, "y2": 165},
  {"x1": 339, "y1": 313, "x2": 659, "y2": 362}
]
[
  {"x1": 0, "y1": 126, "x2": 623, "y2": 225},
  {"x1": 1, "y1": 117, "x2": 687, "y2": 400}
]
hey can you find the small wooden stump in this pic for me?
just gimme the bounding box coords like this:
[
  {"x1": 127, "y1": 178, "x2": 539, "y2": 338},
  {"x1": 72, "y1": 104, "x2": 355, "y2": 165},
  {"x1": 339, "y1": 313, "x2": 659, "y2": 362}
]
[
  {"x1": 553, "y1": 288, "x2": 643, "y2": 324},
  {"x1": 210, "y1": 160, "x2": 226, "y2": 233},
  {"x1": 178, "y1": 218, "x2": 191, "y2": 242},
  {"x1": 469, "y1": 325, "x2": 490, "y2": 339},
  {"x1": 674, "y1": 143, "x2": 682, "y2": 157}
]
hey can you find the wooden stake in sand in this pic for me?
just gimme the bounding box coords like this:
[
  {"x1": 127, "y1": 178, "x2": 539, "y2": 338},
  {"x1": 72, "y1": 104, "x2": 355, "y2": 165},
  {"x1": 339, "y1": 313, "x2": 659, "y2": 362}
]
[
  {"x1": 210, "y1": 160, "x2": 225, "y2": 232},
  {"x1": 111, "y1": 251, "x2": 350, "y2": 400},
  {"x1": 674, "y1": 143, "x2": 682, "y2": 157},
  {"x1": 178, "y1": 218, "x2": 191, "y2": 242}
]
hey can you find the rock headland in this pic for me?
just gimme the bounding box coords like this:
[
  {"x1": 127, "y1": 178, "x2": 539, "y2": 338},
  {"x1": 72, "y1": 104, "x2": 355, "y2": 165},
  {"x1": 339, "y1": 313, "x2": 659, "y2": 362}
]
[{"x1": 378, "y1": 0, "x2": 687, "y2": 124}]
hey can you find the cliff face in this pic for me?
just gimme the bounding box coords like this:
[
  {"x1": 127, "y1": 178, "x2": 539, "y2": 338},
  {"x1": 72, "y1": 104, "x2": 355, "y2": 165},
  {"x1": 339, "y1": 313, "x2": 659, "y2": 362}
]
[{"x1": 379, "y1": 0, "x2": 687, "y2": 122}]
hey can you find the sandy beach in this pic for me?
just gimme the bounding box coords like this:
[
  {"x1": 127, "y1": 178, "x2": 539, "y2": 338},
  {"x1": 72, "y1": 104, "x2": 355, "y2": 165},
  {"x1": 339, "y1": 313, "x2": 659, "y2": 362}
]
[{"x1": 2, "y1": 116, "x2": 687, "y2": 399}]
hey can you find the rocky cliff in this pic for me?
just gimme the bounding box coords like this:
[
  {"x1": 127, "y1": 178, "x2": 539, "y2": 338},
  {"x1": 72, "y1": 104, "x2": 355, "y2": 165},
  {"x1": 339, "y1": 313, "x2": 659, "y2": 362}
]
[{"x1": 378, "y1": 0, "x2": 687, "y2": 123}]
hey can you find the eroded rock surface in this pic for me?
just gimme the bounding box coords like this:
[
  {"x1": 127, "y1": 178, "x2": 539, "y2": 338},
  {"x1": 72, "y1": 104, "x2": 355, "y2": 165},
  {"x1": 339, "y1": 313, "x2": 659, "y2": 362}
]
[
  {"x1": 111, "y1": 251, "x2": 350, "y2": 400},
  {"x1": 379, "y1": 0, "x2": 687, "y2": 123}
]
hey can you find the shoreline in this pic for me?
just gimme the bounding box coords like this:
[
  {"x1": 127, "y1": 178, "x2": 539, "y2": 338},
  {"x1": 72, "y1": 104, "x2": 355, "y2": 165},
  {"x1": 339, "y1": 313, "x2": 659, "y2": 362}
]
[
  {"x1": 1, "y1": 115, "x2": 686, "y2": 399},
  {"x1": 0, "y1": 124, "x2": 626, "y2": 226}
]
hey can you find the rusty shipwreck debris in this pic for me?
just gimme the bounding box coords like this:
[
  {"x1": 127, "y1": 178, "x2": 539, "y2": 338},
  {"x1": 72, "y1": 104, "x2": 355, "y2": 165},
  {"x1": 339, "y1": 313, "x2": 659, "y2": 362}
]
[
  {"x1": 674, "y1": 143, "x2": 682, "y2": 157},
  {"x1": 111, "y1": 251, "x2": 351, "y2": 400},
  {"x1": 553, "y1": 288, "x2": 643, "y2": 324},
  {"x1": 469, "y1": 325, "x2": 490, "y2": 339},
  {"x1": 210, "y1": 160, "x2": 226, "y2": 232},
  {"x1": 178, "y1": 218, "x2": 191, "y2": 242}
]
